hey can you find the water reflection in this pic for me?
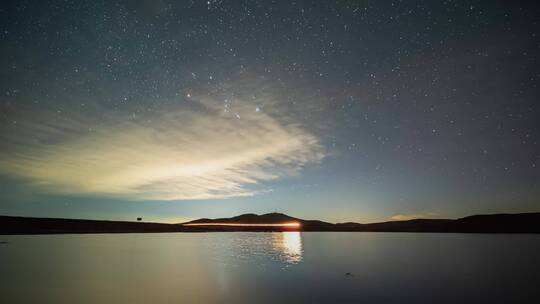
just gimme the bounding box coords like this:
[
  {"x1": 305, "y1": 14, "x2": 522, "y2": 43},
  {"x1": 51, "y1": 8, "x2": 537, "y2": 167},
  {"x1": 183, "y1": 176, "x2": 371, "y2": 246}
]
[
  {"x1": 219, "y1": 232, "x2": 304, "y2": 267},
  {"x1": 271, "y1": 232, "x2": 303, "y2": 264},
  {"x1": 3, "y1": 233, "x2": 540, "y2": 303}
]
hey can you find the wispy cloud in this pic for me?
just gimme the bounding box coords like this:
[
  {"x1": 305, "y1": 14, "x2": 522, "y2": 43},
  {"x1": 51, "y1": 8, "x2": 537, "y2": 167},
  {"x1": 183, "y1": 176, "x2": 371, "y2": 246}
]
[
  {"x1": 0, "y1": 94, "x2": 325, "y2": 200},
  {"x1": 390, "y1": 213, "x2": 439, "y2": 221}
]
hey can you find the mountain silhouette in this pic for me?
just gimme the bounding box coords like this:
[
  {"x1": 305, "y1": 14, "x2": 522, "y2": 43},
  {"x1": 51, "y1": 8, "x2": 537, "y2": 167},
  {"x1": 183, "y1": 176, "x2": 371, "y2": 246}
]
[
  {"x1": 1, "y1": 212, "x2": 540, "y2": 234},
  {"x1": 187, "y1": 212, "x2": 301, "y2": 224},
  {"x1": 183, "y1": 212, "x2": 540, "y2": 233},
  {"x1": 184, "y1": 212, "x2": 335, "y2": 230}
]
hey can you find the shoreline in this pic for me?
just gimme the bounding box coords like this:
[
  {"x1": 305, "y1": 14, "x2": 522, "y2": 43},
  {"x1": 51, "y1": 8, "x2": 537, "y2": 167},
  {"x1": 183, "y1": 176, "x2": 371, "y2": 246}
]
[{"x1": 2, "y1": 212, "x2": 540, "y2": 235}]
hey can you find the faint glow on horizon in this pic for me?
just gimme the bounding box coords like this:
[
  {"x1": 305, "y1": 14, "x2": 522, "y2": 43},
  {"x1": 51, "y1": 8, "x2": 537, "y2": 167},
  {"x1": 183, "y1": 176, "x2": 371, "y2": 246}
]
[{"x1": 390, "y1": 212, "x2": 439, "y2": 221}]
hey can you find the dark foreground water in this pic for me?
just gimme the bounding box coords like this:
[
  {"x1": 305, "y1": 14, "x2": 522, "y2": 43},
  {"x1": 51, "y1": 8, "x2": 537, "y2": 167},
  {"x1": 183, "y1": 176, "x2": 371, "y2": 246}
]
[{"x1": 1, "y1": 232, "x2": 539, "y2": 303}]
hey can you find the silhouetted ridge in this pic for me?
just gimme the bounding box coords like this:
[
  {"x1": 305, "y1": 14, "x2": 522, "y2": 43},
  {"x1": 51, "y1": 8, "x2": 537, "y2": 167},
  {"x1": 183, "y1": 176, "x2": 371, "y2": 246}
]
[
  {"x1": 187, "y1": 212, "x2": 300, "y2": 224},
  {"x1": 184, "y1": 212, "x2": 540, "y2": 233},
  {"x1": 0, "y1": 215, "x2": 189, "y2": 234},
  {"x1": 2, "y1": 212, "x2": 540, "y2": 234}
]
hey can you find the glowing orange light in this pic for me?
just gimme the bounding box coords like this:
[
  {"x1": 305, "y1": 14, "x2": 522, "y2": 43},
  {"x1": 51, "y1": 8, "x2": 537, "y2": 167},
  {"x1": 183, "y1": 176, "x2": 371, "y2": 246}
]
[{"x1": 184, "y1": 222, "x2": 301, "y2": 227}]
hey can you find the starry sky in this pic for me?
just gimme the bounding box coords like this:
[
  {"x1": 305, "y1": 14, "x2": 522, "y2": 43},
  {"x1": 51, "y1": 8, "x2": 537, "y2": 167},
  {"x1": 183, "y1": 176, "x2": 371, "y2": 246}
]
[{"x1": 1, "y1": 0, "x2": 539, "y2": 223}]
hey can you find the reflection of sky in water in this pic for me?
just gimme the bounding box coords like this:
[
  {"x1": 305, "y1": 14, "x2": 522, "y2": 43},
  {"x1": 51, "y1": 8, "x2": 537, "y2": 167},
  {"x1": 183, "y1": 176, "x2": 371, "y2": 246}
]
[
  {"x1": 3, "y1": 234, "x2": 540, "y2": 303},
  {"x1": 209, "y1": 232, "x2": 303, "y2": 268}
]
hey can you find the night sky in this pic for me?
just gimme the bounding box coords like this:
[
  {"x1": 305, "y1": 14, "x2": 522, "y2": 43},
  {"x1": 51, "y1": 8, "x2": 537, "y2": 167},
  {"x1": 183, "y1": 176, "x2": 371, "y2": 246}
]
[{"x1": 1, "y1": 0, "x2": 539, "y2": 223}]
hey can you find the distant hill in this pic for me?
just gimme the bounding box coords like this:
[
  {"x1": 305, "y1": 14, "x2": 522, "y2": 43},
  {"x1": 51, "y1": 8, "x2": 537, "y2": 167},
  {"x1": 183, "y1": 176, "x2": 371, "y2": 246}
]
[
  {"x1": 1, "y1": 212, "x2": 540, "y2": 234},
  {"x1": 187, "y1": 212, "x2": 301, "y2": 224},
  {"x1": 0, "y1": 216, "x2": 190, "y2": 234},
  {"x1": 184, "y1": 212, "x2": 335, "y2": 231},
  {"x1": 183, "y1": 212, "x2": 540, "y2": 233}
]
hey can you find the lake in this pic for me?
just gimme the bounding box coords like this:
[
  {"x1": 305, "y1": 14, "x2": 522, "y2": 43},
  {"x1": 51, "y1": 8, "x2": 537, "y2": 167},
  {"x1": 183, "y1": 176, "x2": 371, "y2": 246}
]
[{"x1": 1, "y1": 232, "x2": 539, "y2": 303}]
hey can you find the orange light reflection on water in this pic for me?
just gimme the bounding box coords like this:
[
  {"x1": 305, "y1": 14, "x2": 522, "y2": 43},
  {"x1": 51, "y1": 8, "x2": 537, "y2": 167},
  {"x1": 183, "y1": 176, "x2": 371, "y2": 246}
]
[{"x1": 272, "y1": 232, "x2": 303, "y2": 264}]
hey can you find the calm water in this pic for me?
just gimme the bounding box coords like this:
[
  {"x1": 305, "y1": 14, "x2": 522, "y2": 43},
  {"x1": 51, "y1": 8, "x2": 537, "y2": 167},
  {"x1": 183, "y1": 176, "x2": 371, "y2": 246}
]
[{"x1": 1, "y1": 232, "x2": 539, "y2": 303}]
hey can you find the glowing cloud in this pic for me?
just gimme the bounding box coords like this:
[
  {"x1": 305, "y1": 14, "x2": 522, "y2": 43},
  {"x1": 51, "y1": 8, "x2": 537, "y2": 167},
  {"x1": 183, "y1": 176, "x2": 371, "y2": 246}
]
[
  {"x1": 390, "y1": 213, "x2": 439, "y2": 221},
  {"x1": 0, "y1": 96, "x2": 324, "y2": 200}
]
